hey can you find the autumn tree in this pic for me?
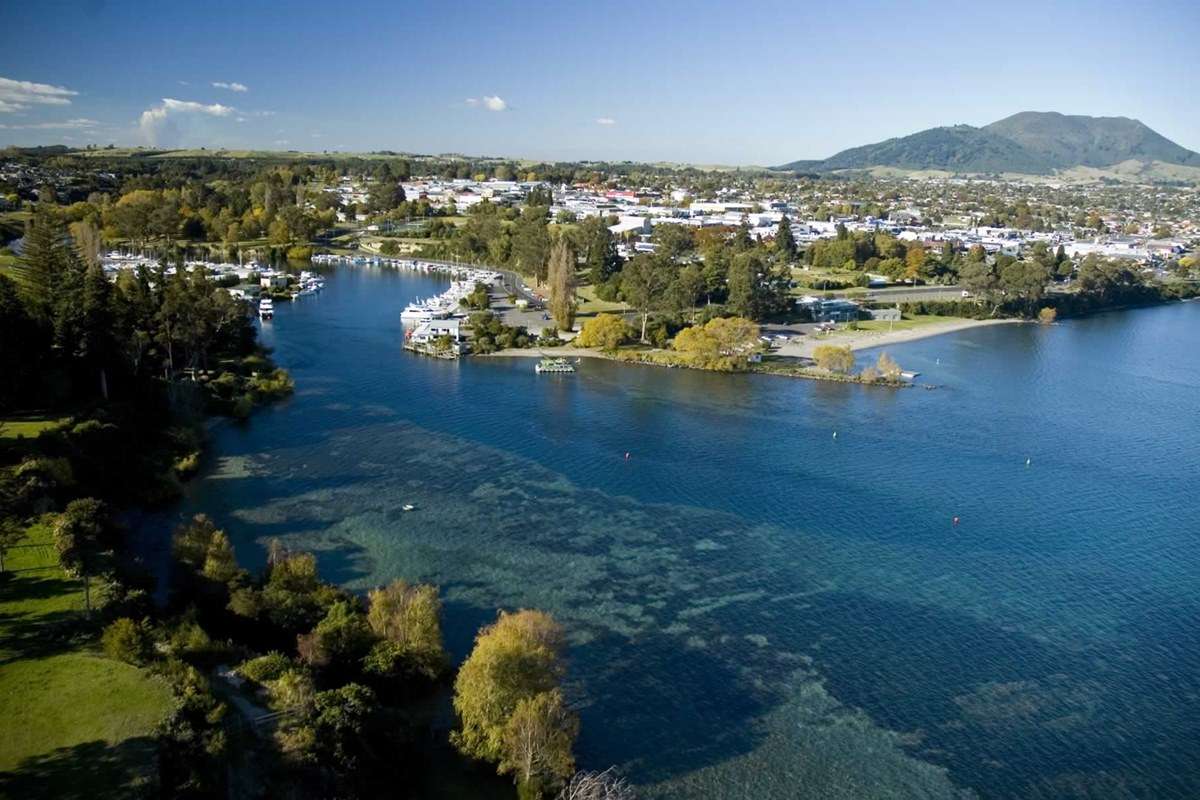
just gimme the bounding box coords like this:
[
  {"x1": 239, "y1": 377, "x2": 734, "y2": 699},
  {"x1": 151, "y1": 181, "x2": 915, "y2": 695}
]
[
  {"x1": 364, "y1": 579, "x2": 447, "y2": 681},
  {"x1": 575, "y1": 313, "x2": 630, "y2": 352},
  {"x1": 811, "y1": 344, "x2": 855, "y2": 374},
  {"x1": 501, "y1": 688, "x2": 579, "y2": 798},
  {"x1": 452, "y1": 610, "x2": 571, "y2": 775}
]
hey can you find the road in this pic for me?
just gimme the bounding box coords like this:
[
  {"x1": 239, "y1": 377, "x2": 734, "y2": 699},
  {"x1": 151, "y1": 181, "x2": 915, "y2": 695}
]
[{"x1": 862, "y1": 285, "x2": 966, "y2": 303}]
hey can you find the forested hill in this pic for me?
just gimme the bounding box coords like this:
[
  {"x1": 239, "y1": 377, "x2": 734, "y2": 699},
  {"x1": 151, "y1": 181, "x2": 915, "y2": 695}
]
[{"x1": 776, "y1": 112, "x2": 1200, "y2": 174}]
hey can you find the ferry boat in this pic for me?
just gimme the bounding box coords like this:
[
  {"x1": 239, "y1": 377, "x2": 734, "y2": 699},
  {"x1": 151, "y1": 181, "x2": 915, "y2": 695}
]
[
  {"x1": 535, "y1": 357, "x2": 576, "y2": 374},
  {"x1": 258, "y1": 297, "x2": 274, "y2": 319}
]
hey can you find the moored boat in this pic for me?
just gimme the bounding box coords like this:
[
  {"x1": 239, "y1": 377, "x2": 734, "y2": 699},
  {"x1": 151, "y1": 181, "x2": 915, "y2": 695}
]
[{"x1": 535, "y1": 357, "x2": 576, "y2": 374}]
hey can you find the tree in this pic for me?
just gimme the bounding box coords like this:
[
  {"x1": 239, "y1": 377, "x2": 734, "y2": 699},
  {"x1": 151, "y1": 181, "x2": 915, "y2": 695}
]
[
  {"x1": 775, "y1": 215, "x2": 797, "y2": 260},
  {"x1": 672, "y1": 317, "x2": 760, "y2": 370},
  {"x1": 727, "y1": 251, "x2": 787, "y2": 321},
  {"x1": 547, "y1": 239, "x2": 578, "y2": 331},
  {"x1": 514, "y1": 206, "x2": 552, "y2": 283},
  {"x1": 811, "y1": 344, "x2": 855, "y2": 374},
  {"x1": 312, "y1": 683, "x2": 378, "y2": 778},
  {"x1": 77, "y1": 262, "x2": 114, "y2": 399},
  {"x1": 452, "y1": 610, "x2": 567, "y2": 766},
  {"x1": 16, "y1": 211, "x2": 72, "y2": 325},
  {"x1": 365, "y1": 580, "x2": 446, "y2": 681},
  {"x1": 667, "y1": 264, "x2": 705, "y2": 321},
  {"x1": 875, "y1": 351, "x2": 901, "y2": 381},
  {"x1": 620, "y1": 256, "x2": 672, "y2": 342},
  {"x1": 102, "y1": 617, "x2": 152, "y2": 664},
  {"x1": 579, "y1": 216, "x2": 620, "y2": 285},
  {"x1": 575, "y1": 314, "x2": 630, "y2": 352},
  {"x1": 298, "y1": 598, "x2": 374, "y2": 672},
  {"x1": 557, "y1": 769, "x2": 637, "y2": 800},
  {"x1": 501, "y1": 689, "x2": 578, "y2": 798},
  {"x1": 903, "y1": 242, "x2": 926, "y2": 283},
  {"x1": 369, "y1": 181, "x2": 406, "y2": 213},
  {"x1": 651, "y1": 224, "x2": 694, "y2": 263},
  {"x1": 53, "y1": 497, "x2": 114, "y2": 613}
]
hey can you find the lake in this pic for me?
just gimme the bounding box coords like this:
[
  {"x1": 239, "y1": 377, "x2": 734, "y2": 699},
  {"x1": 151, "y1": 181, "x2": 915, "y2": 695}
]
[{"x1": 152, "y1": 267, "x2": 1200, "y2": 798}]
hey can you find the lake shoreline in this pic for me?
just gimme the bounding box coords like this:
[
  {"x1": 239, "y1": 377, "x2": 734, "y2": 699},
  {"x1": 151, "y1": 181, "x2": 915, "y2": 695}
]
[{"x1": 480, "y1": 317, "x2": 1025, "y2": 365}]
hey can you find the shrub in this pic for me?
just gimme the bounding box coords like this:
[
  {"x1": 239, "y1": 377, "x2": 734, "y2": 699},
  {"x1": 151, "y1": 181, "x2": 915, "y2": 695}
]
[
  {"x1": 286, "y1": 245, "x2": 313, "y2": 261},
  {"x1": 102, "y1": 617, "x2": 152, "y2": 664},
  {"x1": 174, "y1": 451, "x2": 200, "y2": 478},
  {"x1": 249, "y1": 368, "x2": 295, "y2": 401},
  {"x1": 1038, "y1": 306, "x2": 1057, "y2": 324},
  {"x1": 237, "y1": 651, "x2": 293, "y2": 685},
  {"x1": 875, "y1": 351, "x2": 902, "y2": 381},
  {"x1": 811, "y1": 344, "x2": 855, "y2": 374}
]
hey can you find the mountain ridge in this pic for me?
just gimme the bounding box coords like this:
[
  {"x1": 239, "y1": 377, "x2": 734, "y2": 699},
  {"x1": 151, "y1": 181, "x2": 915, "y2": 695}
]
[{"x1": 776, "y1": 112, "x2": 1200, "y2": 175}]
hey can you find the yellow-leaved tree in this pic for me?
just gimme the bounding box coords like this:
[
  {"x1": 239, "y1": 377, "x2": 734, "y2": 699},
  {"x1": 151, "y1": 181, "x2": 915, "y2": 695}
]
[{"x1": 452, "y1": 610, "x2": 577, "y2": 797}]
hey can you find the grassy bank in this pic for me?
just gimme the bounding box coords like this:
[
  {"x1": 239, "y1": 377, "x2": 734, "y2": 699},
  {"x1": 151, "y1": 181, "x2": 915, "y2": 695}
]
[{"x1": 0, "y1": 525, "x2": 173, "y2": 797}]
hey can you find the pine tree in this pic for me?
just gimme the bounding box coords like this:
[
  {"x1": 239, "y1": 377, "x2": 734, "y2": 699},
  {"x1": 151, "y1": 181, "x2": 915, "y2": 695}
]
[
  {"x1": 775, "y1": 214, "x2": 797, "y2": 260},
  {"x1": 17, "y1": 212, "x2": 71, "y2": 325}
]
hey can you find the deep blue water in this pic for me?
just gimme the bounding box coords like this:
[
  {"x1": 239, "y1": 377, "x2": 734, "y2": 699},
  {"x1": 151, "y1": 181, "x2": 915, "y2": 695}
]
[{"x1": 155, "y1": 268, "x2": 1200, "y2": 799}]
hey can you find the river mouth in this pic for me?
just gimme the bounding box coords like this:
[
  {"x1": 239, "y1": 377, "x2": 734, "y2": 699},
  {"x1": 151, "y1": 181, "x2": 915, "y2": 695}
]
[{"x1": 142, "y1": 267, "x2": 1200, "y2": 799}]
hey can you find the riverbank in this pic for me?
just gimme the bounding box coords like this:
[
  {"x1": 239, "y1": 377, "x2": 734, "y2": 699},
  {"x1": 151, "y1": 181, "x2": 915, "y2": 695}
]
[
  {"x1": 479, "y1": 317, "x2": 1022, "y2": 378},
  {"x1": 779, "y1": 317, "x2": 1024, "y2": 357}
]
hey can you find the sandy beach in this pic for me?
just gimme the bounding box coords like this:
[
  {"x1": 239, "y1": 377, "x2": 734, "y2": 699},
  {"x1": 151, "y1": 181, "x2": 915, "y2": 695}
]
[{"x1": 777, "y1": 317, "x2": 1024, "y2": 358}]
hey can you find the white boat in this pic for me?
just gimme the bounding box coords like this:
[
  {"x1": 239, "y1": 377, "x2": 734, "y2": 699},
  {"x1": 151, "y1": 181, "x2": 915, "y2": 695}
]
[
  {"x1": 258, "y1": 298, "x2": 274, "y2": 319},
  {"x1": 401, "y1": 503, "x2": 415, "y2": 512}
]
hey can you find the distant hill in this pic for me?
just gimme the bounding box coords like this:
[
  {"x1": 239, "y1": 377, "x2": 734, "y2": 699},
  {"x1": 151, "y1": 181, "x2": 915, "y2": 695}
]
[{"x1": 776, "y1": 112, "x2": 1200, "y2": 175}]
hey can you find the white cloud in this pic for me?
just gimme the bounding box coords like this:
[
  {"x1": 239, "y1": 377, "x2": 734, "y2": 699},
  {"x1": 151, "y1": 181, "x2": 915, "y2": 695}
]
[
  {"x1": 138, "y1": 98, "x2": 235, "y2": 145},
  {"x1": 0, "y1": 117, "x2": 99, "y2": 130},
  {"x1": 466, "y1": 95, "x2": 508, "y2": 112},
  {"x1": 596, "y1": 117, "x2": 616, "y2": 126},
  {"x1": 273, "y1": 139, "x2": 290, "y2": 146},
  {"x1": 212, "y1": 81, "x2": 249, "y2": 93},
  {"x1": 0, "y1": 76, "x2": 77, "y2": 113}
]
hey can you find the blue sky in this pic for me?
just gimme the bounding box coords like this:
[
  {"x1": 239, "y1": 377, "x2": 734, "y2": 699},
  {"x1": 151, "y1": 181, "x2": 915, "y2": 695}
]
[{"x1": 2, "y1": 0, "x2": 1198, "y2": 165}]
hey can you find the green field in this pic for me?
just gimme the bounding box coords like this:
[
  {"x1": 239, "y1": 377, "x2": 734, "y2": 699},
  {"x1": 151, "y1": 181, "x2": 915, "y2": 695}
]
[
  {"x1": 840, "y1": 313, "x2": 962, "y2": 332},
  {"x1": 0, "y1": 416, "x2": 70, "y2": 440},
  {"x1": 0, "y1": 526, "x2": 173, "y2": 797},
  {"x1": 575, "y1": 284, "x2": 627, "y2": 316}
]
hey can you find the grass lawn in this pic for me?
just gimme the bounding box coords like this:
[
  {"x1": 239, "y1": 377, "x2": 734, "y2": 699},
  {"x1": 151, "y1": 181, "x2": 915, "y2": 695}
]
[
  {"x1": 841, "y1": 313, "x2": 963, "y2": 333},
  {"x1": 576, "y1": 283, "x2": 627, "y2": 316},
  {"x1": 0, "y1": 526, "x2": 173, "y2": 796},
  {"x1": 0, "y1": 415, "x2": 71, "y2": 440}
]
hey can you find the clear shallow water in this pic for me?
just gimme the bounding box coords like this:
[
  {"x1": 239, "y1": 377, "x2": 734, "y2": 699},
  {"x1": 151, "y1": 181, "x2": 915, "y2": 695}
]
[{"x1": 151, "y1": 270, "x2": 1200, "y2": 798}]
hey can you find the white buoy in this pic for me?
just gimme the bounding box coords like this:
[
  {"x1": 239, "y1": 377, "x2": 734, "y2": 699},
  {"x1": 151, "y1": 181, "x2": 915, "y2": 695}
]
[
  {"x1": 1026, "y1": 458, "x2": 1031, "y2": 467},
  {"x1": 832, "y1": 431, "x2": 838, "y2": 439}
]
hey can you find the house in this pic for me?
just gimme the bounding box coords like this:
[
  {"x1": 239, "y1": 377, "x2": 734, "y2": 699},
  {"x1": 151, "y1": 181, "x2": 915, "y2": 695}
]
[
  {"x1": 796, "y1": 297, "x2": 862, "y2": 323},
  {"x1": 410, "y1": 319, "x2": 462, "y2": 343}
]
